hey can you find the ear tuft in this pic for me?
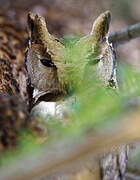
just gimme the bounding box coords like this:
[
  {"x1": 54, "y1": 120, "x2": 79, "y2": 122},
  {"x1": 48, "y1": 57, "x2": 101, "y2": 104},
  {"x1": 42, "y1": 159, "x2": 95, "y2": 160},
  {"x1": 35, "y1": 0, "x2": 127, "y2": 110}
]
[
  {"x1": 27, "y1": 12, "x2": 35, "y2": 32},
  {"x1": 91, "y1": 11, "x2": 111, "y2": 42},
  {"x1": 27, "y1": 12, "x2": 49, "y2": 45}
]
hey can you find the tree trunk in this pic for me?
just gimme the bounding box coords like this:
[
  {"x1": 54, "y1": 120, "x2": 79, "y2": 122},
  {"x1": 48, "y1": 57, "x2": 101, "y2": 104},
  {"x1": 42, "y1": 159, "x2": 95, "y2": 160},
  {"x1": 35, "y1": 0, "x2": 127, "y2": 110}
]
[
  {"x1": 0, "y1": 12, "x2": 28, "y2": 149},
  {"x1": 100, "y1": 145, "x2": 129, "y2": 180}
]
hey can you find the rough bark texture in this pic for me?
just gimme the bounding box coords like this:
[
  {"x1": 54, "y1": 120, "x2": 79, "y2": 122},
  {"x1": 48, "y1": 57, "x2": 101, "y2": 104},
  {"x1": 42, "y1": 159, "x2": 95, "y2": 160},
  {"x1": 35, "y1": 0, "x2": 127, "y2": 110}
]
[
  {"x1": 0, "y1": 12, "x2": 27, "y2": 98},
  {"x1": 0, "y1": 13, "x2": 28, "y2": 149},
  {"x1": 109, "y1": 23, "x2": 140, "y2": 47},
  {"x1": 100, "y1": 146, "x2": 129, "y2": 180},
  {"x1": 0, "y1": 94, "x2": 28, "y2": 150}
]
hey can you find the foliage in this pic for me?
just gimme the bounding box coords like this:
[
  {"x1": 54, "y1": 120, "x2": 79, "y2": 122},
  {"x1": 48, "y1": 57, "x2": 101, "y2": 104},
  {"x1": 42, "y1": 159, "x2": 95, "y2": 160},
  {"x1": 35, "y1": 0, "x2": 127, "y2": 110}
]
[{"x1": 1, "y1": 37, "x2": 140, "y2": 169}]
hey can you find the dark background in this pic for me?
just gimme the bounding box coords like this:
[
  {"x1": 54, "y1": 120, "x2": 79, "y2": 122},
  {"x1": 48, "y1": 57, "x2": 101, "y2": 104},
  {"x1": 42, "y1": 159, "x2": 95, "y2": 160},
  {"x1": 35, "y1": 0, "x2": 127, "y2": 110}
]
[{"x1": 1, "y1": 0, "x2": 140, "y2": 65}]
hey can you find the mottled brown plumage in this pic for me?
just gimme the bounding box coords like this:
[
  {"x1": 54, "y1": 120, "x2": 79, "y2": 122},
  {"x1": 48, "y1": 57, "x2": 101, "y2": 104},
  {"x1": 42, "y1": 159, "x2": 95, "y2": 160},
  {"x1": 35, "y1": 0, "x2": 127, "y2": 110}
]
[
  {"x1": 26, "y1": 11, "x2": 124, "y2": 180},
  {"x1": 27, "y1": 13, "x2": 65, "y2": 108},
  {"x1": 26, "y1": 11, "x2": 117, "y2": 108}
]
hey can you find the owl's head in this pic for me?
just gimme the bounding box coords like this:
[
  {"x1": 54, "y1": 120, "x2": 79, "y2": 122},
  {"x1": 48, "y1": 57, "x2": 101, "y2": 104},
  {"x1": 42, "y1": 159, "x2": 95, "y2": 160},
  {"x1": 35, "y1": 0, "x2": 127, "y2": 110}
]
[{"x1": 26, "y1": 11, "x2": 116, "y2": 105}]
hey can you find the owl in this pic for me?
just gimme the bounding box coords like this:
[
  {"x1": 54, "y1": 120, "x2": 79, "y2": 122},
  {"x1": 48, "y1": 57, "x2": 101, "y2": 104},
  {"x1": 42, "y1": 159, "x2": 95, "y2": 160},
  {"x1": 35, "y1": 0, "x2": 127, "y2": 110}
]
[{"x1": 26, "y1": 11, "x2": 117, "y2": 109}]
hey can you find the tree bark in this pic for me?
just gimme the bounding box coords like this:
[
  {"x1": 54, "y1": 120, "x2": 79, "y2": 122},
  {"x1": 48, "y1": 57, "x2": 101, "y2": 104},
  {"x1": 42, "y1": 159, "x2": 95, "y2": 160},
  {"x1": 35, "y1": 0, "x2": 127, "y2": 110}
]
[
  {"x1": 109, "y1": 23, "x2": 140, "y2": 47},
  {"x1": 0, "y1": 13, "x2": 28, "y2": 149},
  {"x1": 100, "y1": 145, "x2": 129, "y2": 180}
]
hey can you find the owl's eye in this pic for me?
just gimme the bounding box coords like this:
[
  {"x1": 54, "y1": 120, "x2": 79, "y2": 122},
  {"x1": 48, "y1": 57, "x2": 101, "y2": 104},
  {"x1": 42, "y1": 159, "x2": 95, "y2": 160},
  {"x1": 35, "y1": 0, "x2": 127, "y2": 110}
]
[
  {"x1": 88, "y1": 58, "x2": 100, "y2": 65},
  {"x1": 40, "y1": 59, "x2": 56, "y2": 68}
]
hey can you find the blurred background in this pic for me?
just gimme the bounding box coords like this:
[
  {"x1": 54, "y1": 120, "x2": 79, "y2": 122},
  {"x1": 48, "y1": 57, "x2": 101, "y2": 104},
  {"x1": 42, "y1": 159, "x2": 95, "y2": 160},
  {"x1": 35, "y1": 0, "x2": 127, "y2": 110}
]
[
  {"x1": 0, "y1": 1, "x2": 140, "y2": 178},
  {"x1": 1, "y1": 0, "x2": 140, "y2": 65}
]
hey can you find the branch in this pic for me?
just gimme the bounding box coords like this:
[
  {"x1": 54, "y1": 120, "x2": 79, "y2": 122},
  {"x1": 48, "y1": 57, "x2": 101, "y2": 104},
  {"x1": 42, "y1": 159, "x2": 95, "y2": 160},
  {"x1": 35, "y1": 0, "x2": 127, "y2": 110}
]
[
  {"x1": 1, "y1": 111, "x2": 140, "y2": 180},
  {"x1": 109, "y1": 23, "x2": 140, "y2": 46}
]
